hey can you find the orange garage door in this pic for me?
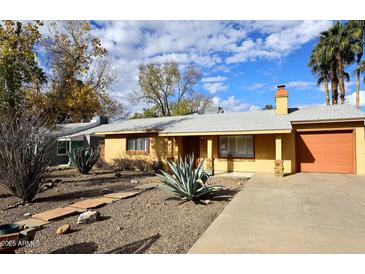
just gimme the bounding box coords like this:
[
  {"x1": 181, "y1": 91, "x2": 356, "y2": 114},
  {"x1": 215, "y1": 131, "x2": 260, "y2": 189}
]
[{"x1": 296, "y1": 130, "x2": 355, "y2": 174}]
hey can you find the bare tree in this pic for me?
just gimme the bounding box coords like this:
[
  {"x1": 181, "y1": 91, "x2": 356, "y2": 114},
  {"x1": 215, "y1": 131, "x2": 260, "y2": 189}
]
[
  {"x1": 137, "y1": 62, "x2": 211, "y2": 117},
  {"x1": 0, "y1": 112, "x2": 57, "y2": 203}
]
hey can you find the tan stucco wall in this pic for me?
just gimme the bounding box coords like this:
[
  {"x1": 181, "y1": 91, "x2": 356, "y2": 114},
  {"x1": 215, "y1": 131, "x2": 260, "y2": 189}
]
[
  {"x1": 293, "y1": 121, "x2": 365, "y2": 175},
  {"x1": 104, "y1": 134, "x2": 181, "y2": 167},
  {"x1": 198, "y1": 134, "x2": 295, "y2": 174},
  {"x1": 103, "y1": 121, "x2": 365, "y2": 175}
]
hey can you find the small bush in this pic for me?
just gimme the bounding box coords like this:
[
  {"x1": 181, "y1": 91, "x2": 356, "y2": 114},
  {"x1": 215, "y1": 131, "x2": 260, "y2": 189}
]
[
  {"x1": 151, "y1": 161, "x2": 164, "y2": 174},
  {"x1": 157, "y1": 154, "x2": 222, "y2": 201},
  {"x1": 0, "y1": 113, "x2": 57, "y2": 203},
  {"x1": 112, "y1": 158, "x2": 152, "y2": 172},
  {"x1": 68, "y1": 147, "x2": 100, "y2": 174},
  {"x1": 113, "y1": 158, "x2": 135, "y2": 171},
  {"x1": 95, "y1": 158, "x2": 111, "y2": 169}
]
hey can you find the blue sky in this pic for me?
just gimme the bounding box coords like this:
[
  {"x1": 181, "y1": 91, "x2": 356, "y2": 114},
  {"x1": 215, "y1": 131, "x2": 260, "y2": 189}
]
[{"x1": 43, "y1": 20, "x2": 365, "y2": 113}]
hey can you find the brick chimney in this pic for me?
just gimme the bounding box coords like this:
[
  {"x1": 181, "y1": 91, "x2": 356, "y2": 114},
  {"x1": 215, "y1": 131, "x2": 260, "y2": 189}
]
[{"x1": 275, "y1": 84, "x2": 288, "y2": 115}]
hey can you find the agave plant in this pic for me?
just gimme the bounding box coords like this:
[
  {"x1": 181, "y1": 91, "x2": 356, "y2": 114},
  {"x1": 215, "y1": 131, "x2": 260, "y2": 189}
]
[
  {"x1": 157, "y1": 155, "x2": 222, "y2": 200},
  {"x1": 68, "y1": 147, "x2": 100, "y2": 174}
]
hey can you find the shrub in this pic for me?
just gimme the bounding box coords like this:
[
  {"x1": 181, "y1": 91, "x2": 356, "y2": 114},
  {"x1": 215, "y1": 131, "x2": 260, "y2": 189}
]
[
  {"x1": 113, "y1": 158, "x2": 150, "y2": 172},
  {"x1": 157, "y1": 155, "x2": 222, "y2": 200},
  {"x1": 95, "y1": 158, "x2": 111, "y2": 169},
  {"x1": 113, "y1": 158, "x2": 135, "y2": 171},
  {"x1": 151, "y1": 161, "x2": 164, "y2": 174},
  {"x1": 0, "y1": 113, "x2": 57, "y2": 203},
  {"x1": 68, "y1": 147, "x2": 100, "y2": 174}
]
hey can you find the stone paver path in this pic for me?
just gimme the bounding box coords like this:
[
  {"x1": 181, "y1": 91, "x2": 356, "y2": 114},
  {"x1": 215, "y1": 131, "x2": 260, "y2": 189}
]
[
  {"x1": 103, "y1": 190, "x2": 141, "y2": 199},
  {"x1": 15, "y1": 218, "x2": 49, "y2": 228},
  {"x1": 69, "y1": 198, "x2": 107, "y2": 210},
  {"x1": 13, "y1": 187, "x2": 147, "y2": 233},
  {"x1": 32, "y1": 207, "x2": 79, "y2": 221}
]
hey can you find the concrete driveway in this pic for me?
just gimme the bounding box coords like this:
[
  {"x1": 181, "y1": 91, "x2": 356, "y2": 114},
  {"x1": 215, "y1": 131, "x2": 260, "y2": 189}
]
[{"x1": 189, "y1": 173, "x2": 365, "y2": 253}]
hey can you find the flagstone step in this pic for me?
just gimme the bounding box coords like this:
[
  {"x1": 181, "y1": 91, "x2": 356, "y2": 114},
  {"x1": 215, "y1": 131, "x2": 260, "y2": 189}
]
[
  {"x1": 69, "y1": 198, "x2": 107, "y2": 210},
  {"x1": 32, "y1": 207, "x2": 79, "y2": 221},
  {"x1": 15, "y1": 218, "x2": 49, "y2": 229},
  {"x1": 103, "y1": 190, "x2": 141, "y2": 199}
]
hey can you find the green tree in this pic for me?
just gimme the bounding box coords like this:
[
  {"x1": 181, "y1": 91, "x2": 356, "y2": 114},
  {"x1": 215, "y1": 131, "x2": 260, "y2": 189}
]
[
  {"x1": 0, "y1": 20, "x2": 46, "y2": 114},
  {"x1": 138, "y1": 62, "x2": 211, "y2": 117},
  {"x1": 347, "y1": 20, "x2": 365, "y2": 109},
  {"x1": 262, "y1": 104, "x2": 273, "y2": 110},
  {"x1": 308, "y1": 44, "x2": 331, "y2": 105},
  {"x1": 318, "y1": 21, "x2": 355, "y2": 104},
  {"x1": 41, "y1": 21, "x2": 119, "y2": 122}
]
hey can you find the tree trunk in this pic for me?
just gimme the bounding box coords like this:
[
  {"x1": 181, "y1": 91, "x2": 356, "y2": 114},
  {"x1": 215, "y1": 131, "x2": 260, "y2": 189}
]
[
  {"x1": 336, "y1": 52, "x2": 346, "y2": 104},
  {"x1": 356, "y1": 59, "x2": 361, "y2": 109},
  {"x1": 330, "y1": 61, "x2": 339, "y2": 105},
  {"x1": 322, "y1": 74, "x2": 330, "y2": 106}
]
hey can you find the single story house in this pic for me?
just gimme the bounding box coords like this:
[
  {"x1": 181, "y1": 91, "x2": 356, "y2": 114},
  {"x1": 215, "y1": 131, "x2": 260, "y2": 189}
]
[
  {"x1": 52, "y1": 116, "x2": 108, "y2": 165},
  {"x1": 93, "y1": 85, "x2": 365, "y2": 175}
]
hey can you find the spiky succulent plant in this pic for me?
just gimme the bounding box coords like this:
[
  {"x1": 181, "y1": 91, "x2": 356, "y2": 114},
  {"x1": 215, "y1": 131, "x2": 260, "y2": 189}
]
[
  {"x1": 68, "y1": 147, "x2": 100, "y2": 174},
  {"x1": 157, "y1": 154, "x2": 222, "y2": 200}
]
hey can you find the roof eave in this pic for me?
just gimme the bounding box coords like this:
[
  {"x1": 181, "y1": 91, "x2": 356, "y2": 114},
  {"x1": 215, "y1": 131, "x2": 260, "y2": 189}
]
[
  {"x1": 291, "y1": 118, "x2": 365, "y2": 124},
  {"x1": 158, "y1": 129, "x2": 292, "y2": 136}
]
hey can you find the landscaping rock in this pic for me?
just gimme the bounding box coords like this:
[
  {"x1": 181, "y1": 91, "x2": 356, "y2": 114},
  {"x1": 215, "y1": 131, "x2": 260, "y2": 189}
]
[
  {"x1": 204, "y1": 199, "x2": 211, "y2": 205},
  {"x1": 56, "y1": 224, "x2": 71, "y2": 235},
  {"x1": 130, "y1": 179, "x2": 139, "y2": 184},
  {"x1": 24, "y1": 212, "x2": 31, "y2": 217},
  {"x1": 77, "y1": 210, "x2": 100, "y2": 224}
]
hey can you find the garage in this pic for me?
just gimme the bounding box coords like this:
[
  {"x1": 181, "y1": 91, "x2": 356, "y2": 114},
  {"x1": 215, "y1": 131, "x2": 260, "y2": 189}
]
[{"x1": 296, "y1": 130, "x2": 355, "y2": 174}]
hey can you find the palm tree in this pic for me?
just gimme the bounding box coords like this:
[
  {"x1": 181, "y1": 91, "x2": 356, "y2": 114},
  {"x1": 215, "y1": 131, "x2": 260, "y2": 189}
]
[
  {"x1": 319, "y1": 21, "x2": 355, "y2": 104},
  {"x1": 347, "y1": 20, "x2": 365, "y2": 109},
  {"x1": 318, "y1": 31, "x2": 339, "y2": 104},
  {"x1": 309, "y1": 44, "x2": 331, "y2": 105}
]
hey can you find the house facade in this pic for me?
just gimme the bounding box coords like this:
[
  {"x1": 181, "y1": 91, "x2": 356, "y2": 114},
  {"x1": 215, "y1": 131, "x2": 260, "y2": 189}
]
[
  {"x1": 94, "y1": 85, "x2": 365, "y2": 175},
  {"x1": 52, "y1": 116, "x2": 108, "y2": 165}
]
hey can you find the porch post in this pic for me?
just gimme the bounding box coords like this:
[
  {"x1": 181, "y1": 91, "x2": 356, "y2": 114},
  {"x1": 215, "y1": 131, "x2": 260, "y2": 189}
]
[
  {"x1": 206, "y1": 137, "x2": 214, "y2": 175},
  {"x1": 166, "y1": 137, "x2": 174, "y2": 161},
  {"x1": 275, "y1": 134, "x2": 284, "y2": 176}
]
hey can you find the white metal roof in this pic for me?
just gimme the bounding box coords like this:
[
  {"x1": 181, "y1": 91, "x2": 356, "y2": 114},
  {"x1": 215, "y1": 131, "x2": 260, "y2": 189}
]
[{"x1": 90, "y1": 104, "x2": 365, "y2": 135}]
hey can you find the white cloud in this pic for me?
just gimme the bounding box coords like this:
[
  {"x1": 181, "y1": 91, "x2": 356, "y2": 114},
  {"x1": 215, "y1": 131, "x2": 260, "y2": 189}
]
[
  {"x1": 204, "y1": 82, "x2": 228, "y2": 94},
  {"x1": 247, "y1": 82, "x2": 266, "y2": 90},
  {"x1": 346, "y1": 90, "x2": 365, "y2": 107},
  {"x1": 59, "y1": 20, "x2": 334, "y2": 113},
  {"x1": 201, "y1": 76, "x2": 227, "y2": 83},
  {"x1": 225, "y1": 20, "x2": 333, "y2": 64},
  {"x1": 212, "y1": 96, "x2": 260, "y2": 112},
  {"x1": 285, "y1": 81, "x2": 316, "y2": 90}
]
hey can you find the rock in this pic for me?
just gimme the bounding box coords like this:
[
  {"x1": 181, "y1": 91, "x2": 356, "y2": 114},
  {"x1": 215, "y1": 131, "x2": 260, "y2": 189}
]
[
  {"x1": 56, "y1": 224, "x2": 71, "y2": 235},
  {"x1": 130, "y1": 179, "x2": 139, "y2": 184},
  {"x1": 77, "y1": 210, "x2": 100, "y2": 224},
  {"x1": 100, "y1": 188, "x2": 110, "y2": 194},
  {"x1": 115, "y1": 172, "x2": 121, "y2": 178},
  {"x1": 204, "y1": 199, "x2": 211, "y2": 205},
  {"x1": 24, "y1": 212, "x2": 31, "y2": 217},
  {"x1": 45, "y1": 182, "x2": 54, "y2": 188}
]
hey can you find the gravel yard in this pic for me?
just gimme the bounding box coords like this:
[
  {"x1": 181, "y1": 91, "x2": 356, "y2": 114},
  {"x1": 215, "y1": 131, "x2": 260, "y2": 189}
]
[{"x1": 0, "y1": 168, "x2": 246, "y2": 254}]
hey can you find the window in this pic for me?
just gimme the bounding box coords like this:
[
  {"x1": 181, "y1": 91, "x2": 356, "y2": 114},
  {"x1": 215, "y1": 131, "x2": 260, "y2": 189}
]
[
  {"x1": 219, "y1": 135, "x2": 254, "y2": 158},
  {"x1": 57, "y1": 141, "x2": 70, "y2": 155},
  {"x1": 127, "y1": 137, "x2": 149, "y2": 152}
]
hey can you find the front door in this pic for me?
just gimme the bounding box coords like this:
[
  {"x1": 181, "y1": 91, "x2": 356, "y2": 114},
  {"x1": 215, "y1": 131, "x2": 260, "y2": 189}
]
[{"x1": 182, "y1": 136, "x2": 200, "y2": 166}]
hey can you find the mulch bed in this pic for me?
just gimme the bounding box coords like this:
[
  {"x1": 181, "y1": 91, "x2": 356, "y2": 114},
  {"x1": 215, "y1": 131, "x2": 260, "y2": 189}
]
[{"x1": 0, "y1": 168, "x2": 247, "y2": 254}]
